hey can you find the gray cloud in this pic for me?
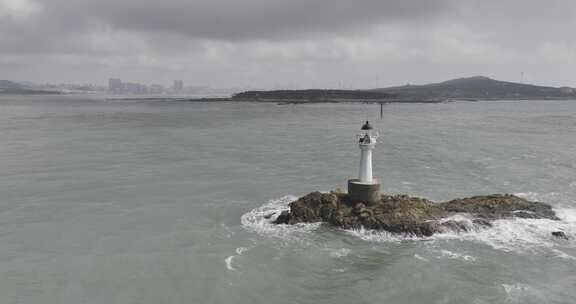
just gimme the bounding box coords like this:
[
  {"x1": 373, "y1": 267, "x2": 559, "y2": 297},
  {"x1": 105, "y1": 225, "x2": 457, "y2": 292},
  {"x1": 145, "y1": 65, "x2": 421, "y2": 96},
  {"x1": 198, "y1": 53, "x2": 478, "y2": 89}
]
[
  {"x1": 1, "y1": 0, "x2": 575, "y2": 88},
  {"x1": 47, "y1": 0, "x2": 453, "y2": 40}
]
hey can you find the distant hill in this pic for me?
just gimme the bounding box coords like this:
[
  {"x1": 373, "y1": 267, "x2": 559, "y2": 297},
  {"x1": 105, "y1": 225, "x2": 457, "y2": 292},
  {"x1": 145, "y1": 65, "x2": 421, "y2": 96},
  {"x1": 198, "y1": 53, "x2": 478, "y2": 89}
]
[
  {"x1": 0, "y1": 80, "x2": 26, "y2": 90},
  {"x1": 0, "y1": 80, "x2": 61, "y2": 95},
  {"x1": 227, "y1": 76, "x2": 576, "y2": 103},
  {"x1": 371, "y1": 76, "x2": 576, "y2": 100},
  {"x1": 233, "y1": 89, "x2": 396, "y2": 102}
]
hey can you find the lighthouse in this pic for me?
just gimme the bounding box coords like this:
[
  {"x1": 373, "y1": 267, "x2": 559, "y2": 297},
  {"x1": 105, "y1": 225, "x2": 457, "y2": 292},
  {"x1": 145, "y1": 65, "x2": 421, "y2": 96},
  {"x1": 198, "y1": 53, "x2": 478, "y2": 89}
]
[{"x1": 348, "y1": 121, "x2": 381, "y2": 205}]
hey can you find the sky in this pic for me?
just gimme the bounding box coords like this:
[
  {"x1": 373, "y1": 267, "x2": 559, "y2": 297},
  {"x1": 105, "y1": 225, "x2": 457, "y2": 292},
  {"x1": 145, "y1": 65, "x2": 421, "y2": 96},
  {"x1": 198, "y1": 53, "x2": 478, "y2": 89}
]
[{"x1": 1, "y1": 0, "x2": 575, "y2": 89}]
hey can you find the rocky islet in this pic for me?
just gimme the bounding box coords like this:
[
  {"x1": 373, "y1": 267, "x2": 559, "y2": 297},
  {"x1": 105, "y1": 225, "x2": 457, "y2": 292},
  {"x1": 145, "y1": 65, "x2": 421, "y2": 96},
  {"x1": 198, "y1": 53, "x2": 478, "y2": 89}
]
[{"x1": 274, "y1": 191, "x2": 560, "y2": 237}]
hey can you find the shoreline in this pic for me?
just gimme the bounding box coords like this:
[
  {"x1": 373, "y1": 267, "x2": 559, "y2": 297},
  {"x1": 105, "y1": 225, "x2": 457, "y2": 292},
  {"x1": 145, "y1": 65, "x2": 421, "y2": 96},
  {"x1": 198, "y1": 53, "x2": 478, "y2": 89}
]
[
  {"x1": 103, "y1": 96, "x2": 576, "y2": 104},
  {"x1": 3, "y1": 94, "x2": 574, "y2": 104}
]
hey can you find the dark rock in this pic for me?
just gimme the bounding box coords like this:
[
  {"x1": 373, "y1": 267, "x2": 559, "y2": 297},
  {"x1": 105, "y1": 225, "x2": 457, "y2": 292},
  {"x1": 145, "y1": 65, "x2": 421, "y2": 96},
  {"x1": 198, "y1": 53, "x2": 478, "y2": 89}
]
[
  {"x1": 439, "y1": 220, "x2": 470, "y2": 233},
  {"x1": 319, "y1": 204, "x2": 336, "y2": 219},
  {"x1": 472, "y1": 218, "x2": 493, "y2": 228},
  {"x1": 552, "y1": 231, "x2": 569, "y2": 240},
  {"x1": 274, "y1": 211, "x2": 291, "y2": 224},
  {"x1": 274, "y1": 191, "x2": 559, "y2": 237},
  {"x1": 438, "y1": 194, "x2": 559, "y2": 220}
]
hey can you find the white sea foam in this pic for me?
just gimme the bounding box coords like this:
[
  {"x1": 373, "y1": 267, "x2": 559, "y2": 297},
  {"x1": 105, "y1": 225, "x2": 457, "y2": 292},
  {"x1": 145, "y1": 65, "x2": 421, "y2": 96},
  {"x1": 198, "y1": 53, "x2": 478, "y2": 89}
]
[
  {"x1": 224, "y1": 256, "x2": 236, "y2": 271},
  {"x1": 437, "y1": 249, "x2": 476, "y2": 261},
  {"x1": 244, "y1": 194, "x2": 575, "y2": 257},
  {"x1": 346, "y1": 226, "x2": 413, "y2": 243},
  {"x1": 502, "y1": 283, "x2": 530, "y2": 302},
  {"x1": 515, "y1": 191, "x2": 574, "y2": 207},
  {"x1": 352, "y1": 190, "x2": 576, "y2": 252},
  {"x1": 347, "y1": 209, "x2": 576, "y2": 256},
  {"x1": 326, "y1": 248, "x2": 351, "y2": 258},
  {"x1": 235, "y1": 247, "x2": 248, "y2": 255},
  {"x1": 414, "y1": 254, "x2": 429, "y2": 262},
  {"x1": 438, "y1": 213, "x2": 478, "y2": 231},
  {"x1": 240, "y1": 195, "x2": 321, "y2": 241},
  {"x1": 432, "y1": 207, "x2": 576, "y2": 254},
  {"x1": 550, "y1": 249, "x2": 576, "y2": 260},
  {"x1": 502, "y1": 283, "x2": 529, "y2": 293},
  {"x1": 225, "y1": 246, "x2": 251, "y2": 271},
  {"x1": 501, "y1": 283, "x2": 546, "y2": 303}
]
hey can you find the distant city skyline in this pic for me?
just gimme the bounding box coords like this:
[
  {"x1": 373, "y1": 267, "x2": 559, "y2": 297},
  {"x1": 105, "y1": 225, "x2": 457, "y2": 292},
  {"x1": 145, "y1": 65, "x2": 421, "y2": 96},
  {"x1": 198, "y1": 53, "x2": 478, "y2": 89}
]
[
  {"x1": 1, "y1": 0, "x2": 576, "y2": 89},
  {"x1": 107, "y1": 78, "x2": 186, "y2": 94}
]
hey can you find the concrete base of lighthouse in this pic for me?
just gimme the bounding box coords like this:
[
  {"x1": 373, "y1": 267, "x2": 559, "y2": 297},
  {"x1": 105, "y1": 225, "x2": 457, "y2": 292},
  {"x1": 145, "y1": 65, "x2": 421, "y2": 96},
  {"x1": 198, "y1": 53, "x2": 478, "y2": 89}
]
[{"x1": 347, "y1": 179, "x2": 381, "y2": 205}]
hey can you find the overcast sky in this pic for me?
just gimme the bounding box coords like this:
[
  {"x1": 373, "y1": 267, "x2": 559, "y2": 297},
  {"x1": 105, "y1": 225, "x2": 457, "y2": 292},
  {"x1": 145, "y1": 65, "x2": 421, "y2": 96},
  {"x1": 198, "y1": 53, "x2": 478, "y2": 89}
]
[{"x1": 1, "y1": 0, "x2": 575, "y2": 88}]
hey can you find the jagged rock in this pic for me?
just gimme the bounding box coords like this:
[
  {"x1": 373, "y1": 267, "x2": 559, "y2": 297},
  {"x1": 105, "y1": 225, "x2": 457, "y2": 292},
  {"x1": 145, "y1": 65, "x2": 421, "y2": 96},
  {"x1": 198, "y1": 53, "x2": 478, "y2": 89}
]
[
  {"x1": 274, "y1": 192, "x2": 559, "y2": 237},
  {"x1": 552, "y1": 231, "x2": 569, "y2": 240},
  {"x1": 275, "y1": 211, "x2": 290, "y2": 224},
  {"x1": 439, "y1": 220, "x2": 470, "y2": 233},
  {"x1": 472, "y1": 218, "x2": 493, "y2": 227},
  {"x1": 438, "y1": 194, "x2": 559, "y2": 220}
]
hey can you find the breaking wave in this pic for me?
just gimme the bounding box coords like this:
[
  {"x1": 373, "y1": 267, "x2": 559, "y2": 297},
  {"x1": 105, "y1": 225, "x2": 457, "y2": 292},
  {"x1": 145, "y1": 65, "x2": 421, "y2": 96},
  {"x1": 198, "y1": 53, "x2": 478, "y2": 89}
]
[
  {"x1": 240, "y1": 195, "x2": 321, "y2": 242},
  {"x1": 515, "y1": 191, "x2": 575, "y2": 207},
  {"x1": 242, "y1": 193, "x2": 575, "y2": 256},
  {"x1": 348, "y1": 192, "x2": 576, "y2": 256},
  {"x1": 434, "y1": 208, "x2": 576, "y2": 253},
  {"x1": 225, "y1": 247, "x2": 249, "y2": 271}
]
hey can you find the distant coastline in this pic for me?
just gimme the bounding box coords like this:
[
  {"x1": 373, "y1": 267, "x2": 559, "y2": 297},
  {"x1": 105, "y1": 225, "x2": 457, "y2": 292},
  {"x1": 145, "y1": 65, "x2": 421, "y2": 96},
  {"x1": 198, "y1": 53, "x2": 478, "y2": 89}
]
[
  {"x1": 189, "y1": 76, "x2": 576, "y2": 104},
  {"x1": 0, "y1": 80, "x2": 63, "y2": 95},
  {"x1": 183, "y1": 97, "x2": 445, "y2": 104},
  {"x1": 183, "y1": 89, "x2": 443, "y2": 104},
  {"x1": 0, "y1": 89, "x2": 63, "y2": 95},
  {"x1": 4, "y1": 76, "x2": 576, "y2": 103}
]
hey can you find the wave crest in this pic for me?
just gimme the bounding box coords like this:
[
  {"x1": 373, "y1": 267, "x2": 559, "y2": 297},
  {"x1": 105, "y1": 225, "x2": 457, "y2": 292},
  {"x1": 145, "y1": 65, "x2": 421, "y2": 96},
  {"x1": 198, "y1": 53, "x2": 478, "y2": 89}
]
[
  {"x1": 242, "y1": 194, "x2": 575, "y2": 257},
  {"x1": 240, "y1": 195, "x2": 321, "y2": 241}
]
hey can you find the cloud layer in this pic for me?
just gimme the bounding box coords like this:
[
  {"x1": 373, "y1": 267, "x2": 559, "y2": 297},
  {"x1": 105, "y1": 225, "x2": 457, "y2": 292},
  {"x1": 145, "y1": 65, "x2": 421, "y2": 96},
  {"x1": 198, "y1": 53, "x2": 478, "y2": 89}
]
[
  {"x1": 48, "y1": 0, "x2": 453, "y2": 40},
  {"x1": 1, "y1": 0, "x2": 575, "y2": 88}
]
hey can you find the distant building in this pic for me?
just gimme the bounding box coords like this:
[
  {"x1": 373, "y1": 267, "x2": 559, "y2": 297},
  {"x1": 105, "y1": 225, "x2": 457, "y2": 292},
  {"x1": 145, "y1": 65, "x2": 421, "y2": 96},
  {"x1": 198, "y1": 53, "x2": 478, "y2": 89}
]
[
  {"x1": 123, "y1": 82, "x2": 148, "y2": 94},
  {"x1": 149, "y1": 84, "x2": 165, "y2": 94},
  {"x1": 173, "y1": 80, "x2": 184, "y2": 92},
  {"x1": 109, "y1": 78, "x2": 123, "y2": 93}
]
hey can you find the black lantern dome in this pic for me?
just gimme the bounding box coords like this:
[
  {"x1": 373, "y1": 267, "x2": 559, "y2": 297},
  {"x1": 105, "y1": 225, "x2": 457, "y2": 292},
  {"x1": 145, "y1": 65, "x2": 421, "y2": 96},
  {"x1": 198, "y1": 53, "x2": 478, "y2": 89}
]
[{"x1": 361, "y1": 120, "x2": 373, "y2": 130}]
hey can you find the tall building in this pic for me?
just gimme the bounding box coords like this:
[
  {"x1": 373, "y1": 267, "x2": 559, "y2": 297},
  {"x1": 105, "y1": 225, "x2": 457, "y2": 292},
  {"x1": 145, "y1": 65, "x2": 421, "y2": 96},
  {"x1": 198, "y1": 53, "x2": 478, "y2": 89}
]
[
  {"x1": 108, "y1": 78, "x2": 123, "y2": 93},
  {"x1": 173, "y1": 80, "x2": 184, "y2": 92},
  {"x1": 124, "y1": 82, "x2": 148, "y2": 94}
]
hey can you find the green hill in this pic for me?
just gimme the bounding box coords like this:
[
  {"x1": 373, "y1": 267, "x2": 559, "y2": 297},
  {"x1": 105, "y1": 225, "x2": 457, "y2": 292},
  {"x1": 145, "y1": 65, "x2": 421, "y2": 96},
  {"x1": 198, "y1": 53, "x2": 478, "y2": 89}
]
[
  {"x1": 371, "y1": 76, "x2": 576, "y2": 100},
  {"x1": 0, "y1": 80, "x2": 61, "y2": 95},
  {"x1": 0, "y1": 80, "x2": 26, "y2": 90},
  {"x1": 233, "y1": 89, "x2": 395, "y2": 101}
]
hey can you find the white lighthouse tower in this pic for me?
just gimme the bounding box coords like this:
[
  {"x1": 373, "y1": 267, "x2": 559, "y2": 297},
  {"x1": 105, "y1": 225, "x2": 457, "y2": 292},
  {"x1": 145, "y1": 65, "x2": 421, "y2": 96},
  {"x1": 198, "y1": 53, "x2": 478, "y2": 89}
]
[{"x1": 348, "y1": 121, "x2": 381, "y2": 205}]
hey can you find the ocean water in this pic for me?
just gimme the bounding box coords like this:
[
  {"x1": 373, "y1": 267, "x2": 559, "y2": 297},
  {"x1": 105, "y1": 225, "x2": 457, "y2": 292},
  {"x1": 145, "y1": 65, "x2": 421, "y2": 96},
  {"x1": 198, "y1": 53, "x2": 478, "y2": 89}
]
[{"x1": 0, "y1": 95, "x2": 575, "y2": 304}]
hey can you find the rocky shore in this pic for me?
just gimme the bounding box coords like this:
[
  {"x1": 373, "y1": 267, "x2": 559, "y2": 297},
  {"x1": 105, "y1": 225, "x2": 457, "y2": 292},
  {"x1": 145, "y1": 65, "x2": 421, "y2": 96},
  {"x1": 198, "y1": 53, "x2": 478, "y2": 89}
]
[{"x1": 274, "y1": 191, "x2": 560, "y2": 237}]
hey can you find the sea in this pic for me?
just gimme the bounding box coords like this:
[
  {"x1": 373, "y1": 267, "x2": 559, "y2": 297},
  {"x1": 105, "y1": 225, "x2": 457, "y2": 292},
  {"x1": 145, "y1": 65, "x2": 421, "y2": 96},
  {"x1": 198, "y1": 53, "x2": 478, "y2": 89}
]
[{"x1": 0, "y1": 95, "x2": 575, "y2": 304}]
